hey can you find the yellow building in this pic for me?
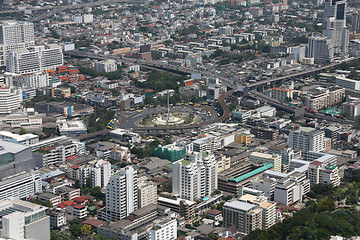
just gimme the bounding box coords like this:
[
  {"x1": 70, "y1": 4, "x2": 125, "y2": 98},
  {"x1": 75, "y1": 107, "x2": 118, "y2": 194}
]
[{"x1": 235, "y1": 133, "x2": 252, "y2": 146}]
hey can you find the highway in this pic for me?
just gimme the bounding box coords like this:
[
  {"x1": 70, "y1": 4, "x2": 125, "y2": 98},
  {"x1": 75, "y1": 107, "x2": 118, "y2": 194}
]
[{"x1": 0, "y1": 0, "x2": 144, "y2": 14}]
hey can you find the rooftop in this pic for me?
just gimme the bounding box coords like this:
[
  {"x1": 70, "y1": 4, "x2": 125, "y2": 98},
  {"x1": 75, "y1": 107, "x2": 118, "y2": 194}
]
[
  {"x1": 224, "y1": 200, "x2": 256, "y2": 211},
  {"x1": 229, "y1": 163, "x2": 274, "y2": 183}
]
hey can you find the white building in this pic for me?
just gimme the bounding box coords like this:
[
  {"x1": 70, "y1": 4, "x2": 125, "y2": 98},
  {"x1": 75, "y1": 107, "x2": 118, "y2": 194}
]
[
  {"x1": 172, "y1": 151, "x2": 218, "y2": 201},
  {"x1": 146, "y1": 218, "x2": 177, "y2": 240},
  {"x1": 7, "y1": 44, "x2": 63, "y2": 74},
  {"x1": 138, "y1": 176, "x2": 157, "y2": 209},
  {"x1": 23, "y1": 72, "x2": 49, "y2": 88},
  {"x1": 0, "y1": 83, "x2": 22, "y2": 114},
  {"x1": 98, "y1": 166, "x2": 138, "y2": 222},
  {"x1": 288, "y1": 127, "x2": 325, "y2": 155},
  {"x1": 218, "y1": 26, "x2": 234, "y2": 36},
  {"x1": 0, "y1": 131, "x2": 39, "y2": 145},
  {"x1": 96, "y1": 59, "x2": 118, "y2": 73},
  {"x1": 0, "y1": 20, "x2": 35, "y2": 67},
  {"x1": 78, "y1": 159, "x2": 112, "y2": 188},
  {"x1": 308, "y1": 160, "x2": 340, "y2": 187},
  {"x1": 82, "y1": 14, "x2": 94, "y2": 24},
  {"x1": 0, "y1": 199, "x2": 50, "y2": 240},
  {"x1": 249, "y1": 152, "x2": 282, "y2": 172},
  {"x1": 57, "y1": 119, "x2": 87, "y2": 137}
]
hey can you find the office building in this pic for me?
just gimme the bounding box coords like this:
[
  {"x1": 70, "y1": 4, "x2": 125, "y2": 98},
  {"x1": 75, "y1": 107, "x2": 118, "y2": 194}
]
[
  {"x1": 7, "y1": 44, "x2": 63, "y2": 74},
  {"x1": 250, "y1": 127, "x2": 278, "y2": 140},
  {"x1": 57, "y1": 119, "x2": 87, "y2": 137},
  {"x1": 146, "y1": 218, "x2": 177, "y2": 240},
  {"x1": 0, "y1": 199, "x2": 50, "y2": 240},
  {"x1": 0, "y1": 20, "x2": 35, "y2": 67},
  {"x1": 172, "y1": 151, "x2": 218, "y2": 201},
  {"x1": 323, "y1": 0, "x2": 348, "y2": 56},
  {"x1": 343, "y1": 100, "x2": 360, "y2": 118},
  {"x1": 98, "y1": 166, "x2": 138, "y2": 222},
  {"x1": 308, "y1": 35, "x2": 334, "y2": 63},
  {"x1": 288, "y1": 127, "x2": 325, "y2": 154},
  {"x1": 77, "y1": 159, "x2": 112, "y2": 188},
  {"x1": 239, "y1": 194, "x2": 276, "y2": 230},
  {"x1": 223, "y1": 201, "x2": 263, "y2": 235},
  {"x1": 138, "y1": 176, "x2": 157, "y2": 209}
]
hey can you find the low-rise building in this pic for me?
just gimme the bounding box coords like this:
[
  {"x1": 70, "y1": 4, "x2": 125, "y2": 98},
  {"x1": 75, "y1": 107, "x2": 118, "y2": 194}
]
[
  {"x1": 57, "y1": 119, "x2": 87, "y2": 137},
  {"x1": 146, "y1": 218, "x2": 177, "y2": 240},
  {"x1": 249, "y1": 152, "x2": 282, "y2": 172}
]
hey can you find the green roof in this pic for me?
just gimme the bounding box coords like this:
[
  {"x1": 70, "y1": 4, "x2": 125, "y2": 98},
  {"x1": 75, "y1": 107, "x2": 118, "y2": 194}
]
[
  {"x1": 325, "y1": 165, "x2": 336, "y2": 170},
  {"x1": 181, "y1": 160, "x2": 192, "y2": 166},
  {"x1": 229, "y1": 163, "x2": 274, "y2": 183},
  {"x1": 114, "y1": 172, "x2": 124, "y2": 177},
  {"x1": 202, "y1": 152, "x2": 209, "y2": 158}
]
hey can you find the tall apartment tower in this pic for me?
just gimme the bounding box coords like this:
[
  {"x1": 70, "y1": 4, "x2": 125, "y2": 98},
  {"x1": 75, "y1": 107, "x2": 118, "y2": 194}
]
[
  {"x1": 0, "y1": 20, "x2": 35, "y2": 67},
  {"x1": 352, "y1": 11, "x2": 360, "y2": 34},
  {"x1": 7, "y1": 44, "x2": 63, "y2": 74},
  {"x1": 172, "y1": 151, "x2": 218, "y2": 201},
  {"x1": 323, "y1": 0, "x2": 349, "y2": 57},
  {"x1": 98, "y1": 166, "x2": 138, "y2": 222},
  {"x1": 308, "y1": 35, "x2": 334, "y2": 63},
  {"x1": 288, "y1": 128, "x2": 325, "y2": 155}
]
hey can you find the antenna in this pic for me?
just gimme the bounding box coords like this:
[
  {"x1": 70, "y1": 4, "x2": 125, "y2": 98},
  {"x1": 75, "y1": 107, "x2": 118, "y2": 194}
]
[{"x1": 167, "y1": 89, "x2": 170, "y2": 126}]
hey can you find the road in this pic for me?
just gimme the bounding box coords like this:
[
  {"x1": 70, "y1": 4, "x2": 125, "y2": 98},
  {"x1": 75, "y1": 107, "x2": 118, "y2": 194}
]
[{"x1": 0, "y1": 0, "x2": 144, "y2": 14}]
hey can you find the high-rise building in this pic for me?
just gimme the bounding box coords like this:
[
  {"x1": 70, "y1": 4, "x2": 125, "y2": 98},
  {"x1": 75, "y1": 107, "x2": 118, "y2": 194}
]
[
  {"x1": 78, "y1": 159, "x2": 112, "y2": 188},
  {"x1": 308, "y1": 36, "x2": 334, "y2": 63},
  {"x1": 0, "y1": 20, "x2": 35, "y2": 67},
  {"x1": 323, "y1": 0, "x2": 348, "y2": 57},
  {"x1": 172, "y1": 151, "x2": 218, "y2": 201},
  {"x1": 138, "y1": 176, "x2": 157, "y2": 209},
  {"x1": 98, "y1": 166, "x2": 138, "y2": 222},
  {"x1": 7, "y1": 44, "x2": 63, "y2": 74},
  {"x1": 288, "y1": 127, "x2": 325, "y2": 155},
  {"x1": 0, "y1": 199, "x2": 50, "y2": 240},
  {"x1": 352, "y1": 11, "x2": 360, "y2": 34}
]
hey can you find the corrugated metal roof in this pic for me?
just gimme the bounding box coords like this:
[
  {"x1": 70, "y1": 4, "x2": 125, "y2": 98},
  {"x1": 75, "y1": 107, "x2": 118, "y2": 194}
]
[{"x1": 229, "y1": 163, "x2": 274, "y2": 183}]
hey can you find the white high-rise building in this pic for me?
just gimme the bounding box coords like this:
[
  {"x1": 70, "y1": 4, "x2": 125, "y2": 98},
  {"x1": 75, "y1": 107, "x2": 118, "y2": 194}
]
[
  {"x1": 78, "y1": 159, "x2": 112, "y2": 188},
  {"x1": 288, "y1": 127, "x2": 325, "y2": 155},
  {"x1": 83, "y1": 14, "x2": 94, "y2": 24},
  {"x1": 23, "y1": 72, "x2": 49, "y2": 88},
  {"x1": 7, "y1": 44, "x2": 63, "y2": 74},
  {"x1": 172, "y1": 151, "x2": 218, "y2": 201},
  {"x1": 138, "y1": 176, "x2": 157, "y2": 209},
  {"x1": 146, "y1": 218, "x2": 177, "y2": 240},
  {"x1": 0, "y1": 20, "x2": 35, "y2": 67},
  {"x1": 98, "y1": 166, "x2": 138, "y2": 222}
]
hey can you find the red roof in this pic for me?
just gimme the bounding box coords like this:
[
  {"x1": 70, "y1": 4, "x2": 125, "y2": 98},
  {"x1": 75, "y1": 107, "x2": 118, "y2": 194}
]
[
  {"x1": 207, "y1": 209, "x2": 222, "y2": 215},
  {"x1": 144, "y1": 89, "x2": 154, "y2": 92},
  {"x1": 73, "y1": 204, "x2": 86, "y2": 209},
  {"x1": 81, "y1": 219, "x2": 105, "y2": 228},
  {"x1": 151, "y1": 177, "x2": 168, "y2": 183},
  {"x1": 63, "y1": 200, "x2": 76, "y2": 206},
  {"x1": 58, "y1": 66, "x2": 67, "y2": 70},
  {"x1": 70, "y1": 164, "x2": 80, "y2": 170},
  {"x1": 310, "y1": 161, "x2": 323, "y2": 166},
  {"x1": 66, "y1": 155, "x2": 77, "y2": 160},
  {"x1": 42, "y1": 147, "x2": 55, "y2": 151},
  {"x1": 57, "y1": 203, "x2": 66, "y2": 208},
  {"x1": 73, "y1": 196, "x2": 88, "y2": 203}
]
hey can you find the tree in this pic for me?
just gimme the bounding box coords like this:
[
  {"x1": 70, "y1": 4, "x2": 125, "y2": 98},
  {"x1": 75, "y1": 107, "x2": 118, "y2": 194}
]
[
  {"x1": 81, "y1": 224, "x2": 92, "y2": 236},
  {"x1": 20, "y1": 127, "x2": 27, "y2": 135}
]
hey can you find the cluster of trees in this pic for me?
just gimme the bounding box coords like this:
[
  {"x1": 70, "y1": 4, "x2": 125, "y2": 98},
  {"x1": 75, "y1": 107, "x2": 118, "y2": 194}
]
[
  {"x1": 143, "y1": 94, "x2": 205, "y2": 106},
  {"x1": 87, "y1": 107, "x2": 115, "y2": 133},
  {"x1": 130, "y1": 138, "x2": 162, "y2": 158},
  {"x1": 79, "y1": 66, "x2": 123, "y2": 80},
  {"x1": 133, "y1": 71, "x2": 187, "y2": 93}
]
